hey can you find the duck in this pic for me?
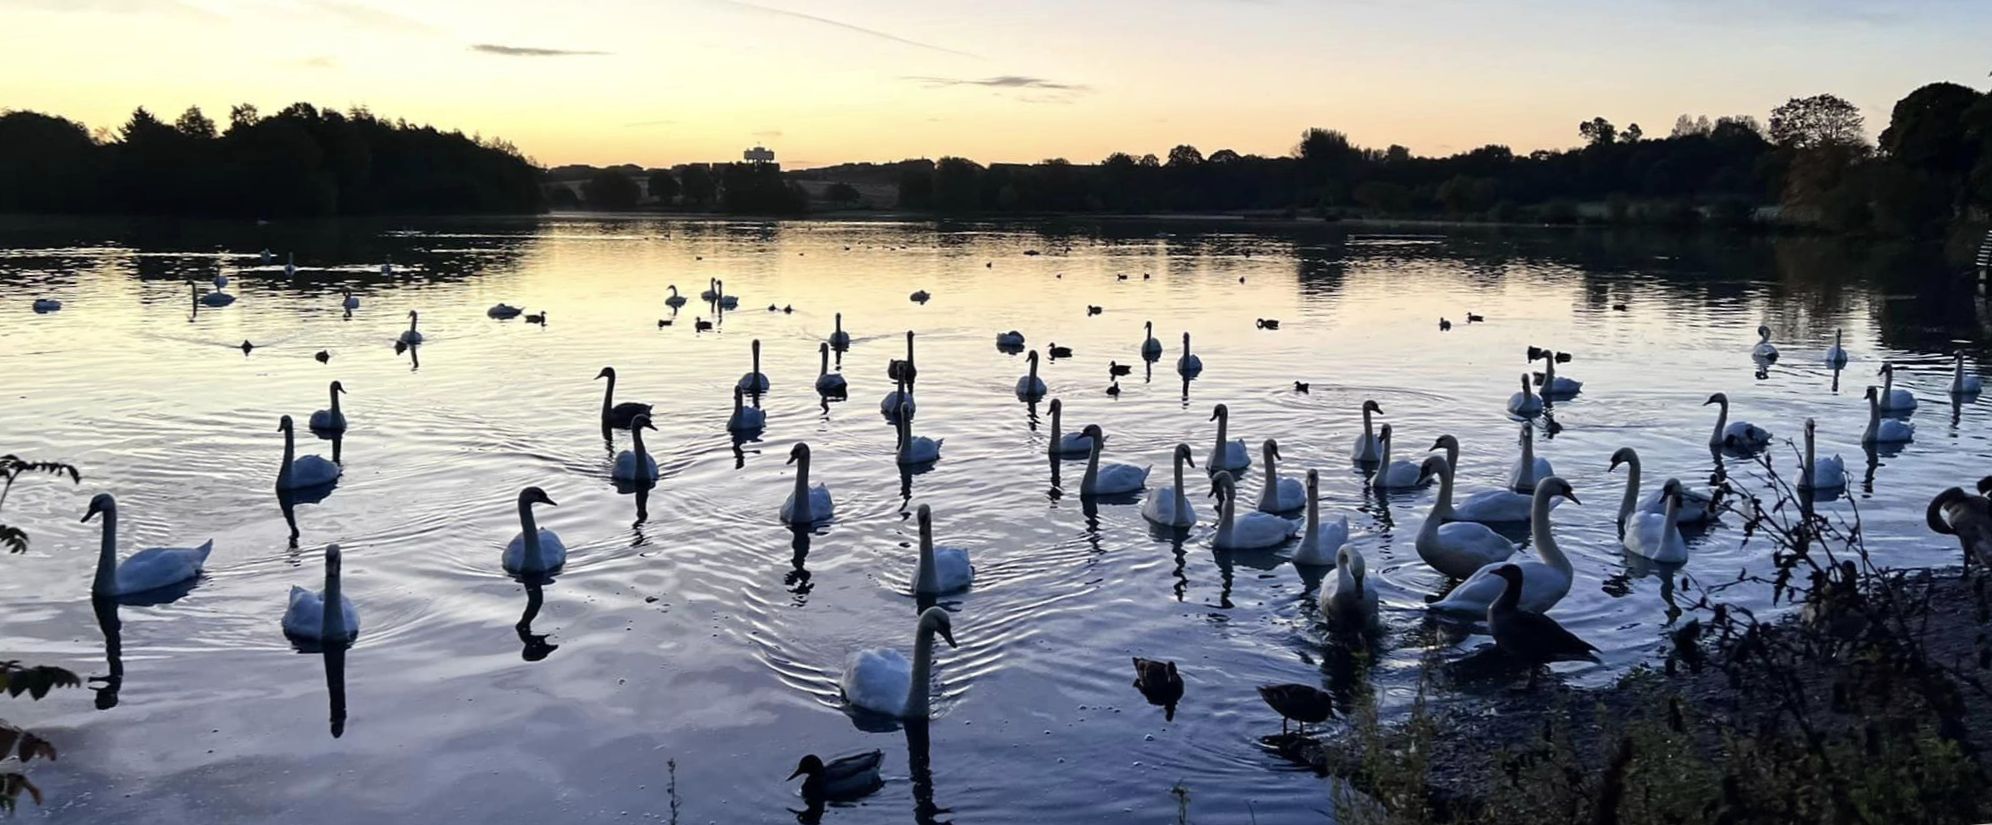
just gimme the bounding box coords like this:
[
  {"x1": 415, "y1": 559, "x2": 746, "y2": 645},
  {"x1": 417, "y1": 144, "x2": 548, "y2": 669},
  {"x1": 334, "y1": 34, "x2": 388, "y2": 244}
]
[
  {"x1": 1927, "y1": 478, "x2": 1992, "y2": 567},
  {"x1": 694, "y1": 318, "x2": 714, "y2": 333},
  {"x1": 1623, "y1": 479, "x2": 1688, "y2": 564},
  {"x1": 1487, "y1": 565, "x2": 1599, "y2": 674},
  {"x1": 880, "y1": 375, "x2": 915, "y2": 419},
  {"x1": 814, "y1": 343, "x2": 847, "y2": 395},
  {"x1": 595, "y1": 367, "x2": 654, "y2": 430},
  {"x1": 315, "y1": 350, "x2": 331, "y2": 364},
  {"x1": 1256, "y1": 439, "x2": 1306, "y2": 513},
  {"x1": 275, "y1": 415, "x2": 341, "y2": 491},
  {"x1": 1132, "y1": 658, "x2": 1184, "y2": 720},
  {"x1": 1141, "y1": 444, "x2": 1199, "y2": 528},
  {"x1": 398, "y1": 310, "x2": 424, "y2": 345},
  {"x1": 1294, "y1": 382, "x2": 1310, "y2": 394},
  {"x1": 1608, "y1": 447, "x2": 1718, "y2": 525},
  {"x1": 1876, "y1": 362, "x2": 1917, "y2": 412},
  {"x1": 1504, "y1": 423, "x2": 1554, "y2": 494},
  {"x1": 612, "y1": 414, "x2": 660, "y2": 482},
  {"x1": 1016, "y1": 350, "x2": 1048, "y2": 400},
  {"x1": 1862, "y1": 386, "x2": 1915, "y2": 445},
  {"x1": 657, "y1": 318, "x2": 673, "y2": 328},
  {"x1": 1465, "y1": 312, "x2": 1484, "y2": 323},
  {"x1": 1751, "y1": 325, "x2": 1779, "y2": 361},
  {"x1": 1255, "y1": 318, "x2": 1281, "y2": 330},
  {"x1": 308, "y1": 380, "x2": 348, "y2": 432},
  {"x1": 1176, "y1": 332, "x2": 1203, "y2": 376},
  {"x1": 1087, "y1": 305, "x2": 1104, "y2": 316},
  {"x1": 341, "y1": 288, "x2": 360, "y2": 310},
  {"x1": 665, "y1": 284, "x2": 688, "y2": 308},
  {"x1": 1952, "y1": 352, "x2": 1982, "y2": 397},
  {"x1": 828, "y1": 312, "x2": 851, "y2": 350},
  {"x1": 1506, "y1": 374, "x2": 1544, "y2": 418},
  {"x1": 911, "y1": 504, "x2": 971, "y2": 595},
  {"x1": 1141, "y1": 321, "x2": 1163, "y2": 360},
  {"x1": 1438, "y1": 317, "x2": 1451, "y2": 331},
  {"x1": 1319, "y1": 545, "x2": 1378, "y2": 631},
  {"x1": 887, "y1": 331, "x2": 917, "y2": 385},
  {"x1": 1105, "y1": 379, "x2": 1121, "y2": 398},
  {"x1": 1431, "y1": 477, "x2": 1578, "y2": 616},
  {"x1": 1291, "y1": 469, "x2": 1351, "y2": 566},
  {"x1": 1256, "y1": 683, "x2": 1334, "y2": 735},
  {"x1": 787, "y1": 752, "x2": 884, "y2": 804},
  {"x1": 1369, "y1": 425, "x2": 1426, "y2": 490},
  {"x1": 31, "y1": 298, "x2": 61, "y2": 313},
  {"x1": 1047, "y1": 343, "x2": 1074, "y2": 359},
  {"x1": 1796, "y1": 417, "x2": 1847, "y2": 492},
  {"x1": 1078, "y1": 424, "x2": 1150, "y2": 496},
  {"x1": 727, "y1": 385, "x2": 766, "y2": 432},
  {"x1": 1703, "y1": 393, "x2": 1772, "y2": 452},
  {"x1": 1209, "y1": 472, "x2": 1296, "y2": 550},
  {"x1": 1047, "y1": 399, "x2": 1095, "y2": 459},
  {"x1": 895, "y1": 402, "x2": 943, "y2": 464},
  {"x1": 779, "y1": 442, "x2": 834, "y2": 525},
  {"x1": 737, "y1": 339, "x2": 770, "y2": 394},
  {"x1": 194, "y1": 282, "x2": 235, "y2": 307},
  {"x1": 282, "y1": 544, "x2": 359, "y2": 642},
  {"x1": 525, "y1": 311, "x2": 546, "y2": 325},
  {"x1": 487, "y1": 303, "x2": 523, "y2": 319},
  {"x1": 909, "y1": 289, "x2": 931, "y2": 304},
  {"x1": 240, "y1": 340, "x2": 255, "y2": 355},
  {"x1": 839, "y1": 606, "x2": 956, "y2": 718},
  {"x1": 1205, "y1": 404, "x2": 1251, "y2": 473},
  {"x1": 1108, "y1": 361, "x2": 1132, "y2": 378},
  {"x1": 995, "y1": 330, "x2": 1025, "y2": 349},
  {"x1": 1824, "y1": 328, "x2": 1849, "y2": 366},
  {"x1": 503, "y1": 486, "x2": 567, "y2": 574},
  {"x1": 1350, "y1": 400, "x2": 1384, "y2": 463},
  {"x1": 80, "y1": 494, "x2": 212, "y2": 598},
  {"x1": 1414, "y1": 455, "x2": 1517, "y2": 577}
]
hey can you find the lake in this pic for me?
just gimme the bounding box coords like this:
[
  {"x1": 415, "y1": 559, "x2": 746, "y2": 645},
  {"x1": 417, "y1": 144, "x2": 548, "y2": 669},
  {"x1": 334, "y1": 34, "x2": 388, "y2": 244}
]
[{"x1": 1, "y1": 215, "x2": 1986, "y2": 823}]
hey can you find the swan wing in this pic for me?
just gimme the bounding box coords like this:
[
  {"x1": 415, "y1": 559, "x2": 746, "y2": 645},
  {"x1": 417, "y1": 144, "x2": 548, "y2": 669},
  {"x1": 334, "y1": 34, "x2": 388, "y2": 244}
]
[
  {"x1": 932, "y1": 546, "x2": 974, "y2": 592},
  {"x1": 114, "y1": 540, "x2": 211, "y2": 594},
  {"x1": 841, "y1": 648, "x2": 912, "y2": 716}
]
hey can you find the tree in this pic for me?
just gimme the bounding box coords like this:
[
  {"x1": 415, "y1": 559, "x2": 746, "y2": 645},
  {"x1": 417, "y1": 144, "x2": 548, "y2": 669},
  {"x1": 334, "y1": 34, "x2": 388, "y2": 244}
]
[
  {"x1": 1769, "y1": 94, "x2": 1867, "y2": 150},
  {"x1": 581, "y1": 168, "x2": 641, "y2": 210},
  {"x1": 1166, "y1": 144, "x2": 1203, "y2": 167},
  {"x1": 228, "y1": 103, "x2": 260, "y2": 131},
  {"x1": 677, "y1": 164, "x2": 716, "y2": 207},
  {"x1": 1137, "y1": 153, "x2": 1160, "y2": 167},
  {"x1": 1879, "y1": 82, "x2": 1982, "y2": 173},
  {"x1": 933, "y1": 156, "x2": 984, "y2": 211},
  {"x1": 1578, "y1": 117, "x2": 1617, "y2": 146},
  {"x1": 1671, "y1": 114, "x2": 1712, "y2": 138},
  {"x1": 1623, "y1": 123, "x2": 1643, "y2": 143},
  {"x1": 173, "y1": 106, "x2": 215, "y2": 140},
  {"x1": 1207, "y1": 148, "x2": 1242, "y2": 164},
  {"x1": 646, "y1": 169, "x2": 680, "y2": 205}
]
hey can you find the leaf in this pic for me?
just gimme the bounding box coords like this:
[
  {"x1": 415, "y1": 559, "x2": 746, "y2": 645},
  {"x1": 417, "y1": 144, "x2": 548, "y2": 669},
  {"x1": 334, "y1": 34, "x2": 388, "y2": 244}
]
[
  {"x1": 0, "y1": 663, "x2": 80, "y2": 700},
  {"x1": 0, "y1": 456, "x2": 81, "y2": 485},
  {"x1": 0, "y1": 525, "x2": 24, "y2": 555}
]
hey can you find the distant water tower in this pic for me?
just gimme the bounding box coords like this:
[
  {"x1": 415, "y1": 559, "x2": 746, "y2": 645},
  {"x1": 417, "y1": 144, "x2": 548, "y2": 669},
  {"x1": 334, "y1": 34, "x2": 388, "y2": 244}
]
[{"x1": 743, "y1": 145, "x2": 776, "y2": 165}]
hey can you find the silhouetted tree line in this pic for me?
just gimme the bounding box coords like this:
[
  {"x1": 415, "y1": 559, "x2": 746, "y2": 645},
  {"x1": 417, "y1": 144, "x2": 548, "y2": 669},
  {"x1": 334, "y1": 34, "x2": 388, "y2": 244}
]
[{"x1": 0, "y1": 103, "x2": 544, "y2": 217}]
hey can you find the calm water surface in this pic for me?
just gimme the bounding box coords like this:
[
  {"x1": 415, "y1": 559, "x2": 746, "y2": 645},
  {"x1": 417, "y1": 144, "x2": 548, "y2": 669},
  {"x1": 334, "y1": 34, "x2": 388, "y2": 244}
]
[{"x1": 1, "y1": 216, "x2": 1987, "y2": 823}]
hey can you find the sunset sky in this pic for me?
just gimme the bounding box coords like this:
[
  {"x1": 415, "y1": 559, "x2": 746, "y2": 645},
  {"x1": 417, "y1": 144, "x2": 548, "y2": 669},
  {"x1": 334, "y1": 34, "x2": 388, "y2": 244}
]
[{"x1": 3, "y1": 0, "x2": 1988, "y2": 169}]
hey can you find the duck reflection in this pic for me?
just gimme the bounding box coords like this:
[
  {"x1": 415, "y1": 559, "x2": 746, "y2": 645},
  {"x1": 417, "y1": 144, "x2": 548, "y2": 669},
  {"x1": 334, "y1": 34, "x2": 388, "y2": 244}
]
[
  {"x1": 90, "y1": 596, "x2": 123, "y2": 710},
  {"x1": 516, "y1": 576, "x2": 559, "y2": 662},
  {"x1": 787, "y1": 528, "x2": 814, "y2": 603}
]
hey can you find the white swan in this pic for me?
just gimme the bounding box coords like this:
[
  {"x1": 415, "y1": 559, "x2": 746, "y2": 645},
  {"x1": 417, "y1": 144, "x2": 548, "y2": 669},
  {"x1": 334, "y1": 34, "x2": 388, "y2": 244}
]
[
  {"x1": 503, "y1": 486, "x2": 568, "y2": 574},
  {"x1": 1431, "y1": 476, "x2": 1577, "y2": 616},
  {"x1": 213, "y1": 272, "x2": 228, "y2": 289},
  {"x1": 666, "y1": 285, "x2": 688, "y2": 308},
  {"x1": 613, "y1": 414, "x2": 661, "y2": 482},
  {"x1": 880, "y1": 376, "x2": 915, "y2": 418},
  {"x1": 398, "y1": 310, "x2": 424, "y2": 345},
  {"x1": 81, "y1": 494, "x2": 211, "y2": 597},
  {"x1": 1414, "y1": 455, "x2": 1517, "y2": 578},
  {"x1": 840, "y1": 606, "x2": 956, "y2": 719},
  {"x1": 275, "y1": 415, "x2": 341, "y2": 491},
  {"x1": 1047, "y1": 399, "x2": 1094, "y2": 458},
  {"x1": 283, "y1": 544, "x2": 358, "y2": 642},
  {"x1": 1704, "y1": 392, "x2": 1772, "y2": 452},
  {"x1": 1861, "y1": 385, "x2": 1914, "y2": 445},
  {"x1": 1505, "y1": 423, "x2": 1554, "y2": 494},
  {"x1": 1608, "y1": 447, "x2": 1717, "y2": 525},
  {"x1": 1141, "y1": 443, "x2": 1199, "y2": 528},
  {"x1": 1015, "y1": 350, "x2": 1048, "y2": 400},
  {"x1": 1176, "y1": 332, "x2": 1202, "y2": 376},
  {"x1": 738, "y1": 339, "x2": 770, "y2": 393},
  {"x1": 1876, "y1": 362, "x2": 1917, "y2": 412},
  {"x1": 194, "y1": 282, "x2": 235, "y2": 307},
  {"x1": 596, "y1": 366, "x2": 654, "y2": 430},
  {"x1": 717, "y1": 279, "x2": 739, "y2": 310},
  {"x1": 1078, "y1": 424, "x2": 1150, "y2": 496},
  {"x1": 1824, "y1": 328, "x2": 1848, "y2": 366},
  {"x1": 814, "y1": 342, "x2": 848, "y2": 395},
  {"x1": 1319, "y1": 545, "x2": 1378, "y2": 631},
  {"x1": 912, "y1": 504, "x2": 972, "y2": 595},
  {"x1": 995, "y1": 330, "x2": 1025, "y2": 349},
  {"x1": 780, "y1": 442, "x2": 834, "y2": 524},
  {"x1": 1506, "y1": 374, "x2": 1543, "y2": 418},
  {"x1": 1752, "y1": 324, "x2": 1778, "y2": 361},
  {"x1": 487, "y1": 303, "x2": 523, "y2": 319},
  {"x1": 727, "y1": 385, "x2": 766, "y2": 432},
  {"x1": 1256, "y1": 439, "x2": 1306, "y2": 513},
  {"x1": 1623, "y1": 479, "x2": 1689, "y2": 564},
  {"x1": 700, "y1": 279, "x2": 720, "y2": 302},
  {"x1": 341, "y1": 288, "x2": 360, "y2": 310},
  {"x1": 1952, "y1": 352, "x2": 1982, "y2": 397},
  {"x1": 1426, "y1": 439, "x2": 1550, "y2": 524},
  {"x1": 1205, "y1": 404, "x2": 1250, "y2": 473},
  {"x1": 895, "y1": 402, "x2": 943, "y2": 464},
  {"x1": 1291, "y1": 469, "x2": 1350, "y2": 566},
  {"x1": 1208, "y1": 472, "x2": 1297, "y2": 550},
  {"x1": 308, "y1": 380, "x2": 348, "y2": 432},
  {"x1": 828, "y1": 312, "x2": 851, "y2": 349},
  {"x1": 1141, "y1": 321, "x2": 1163, "y2": 360},
  {"x1": 1797, "y1": 417, "x2": 1846, "y2": 492},
  {"x1": 31, "y1": 298, "x2": 61, "y2": 313},
  {"x1": 1532, "y1": 350, "x2": 1582, "y2": 397},
  {"x1": 1371, "y1": 425, "x2": 1426, "y2": 490},
  {"x1": 284, "y1": 252, "x2": 297, "y2": 278},
  {"x1": 1350, "y1": 400, "x2": 1383, "y2": 463}
]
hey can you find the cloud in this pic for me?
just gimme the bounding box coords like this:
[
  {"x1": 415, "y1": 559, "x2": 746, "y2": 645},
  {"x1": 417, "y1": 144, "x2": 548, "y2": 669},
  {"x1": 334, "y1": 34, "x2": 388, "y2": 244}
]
[
  {"x1": 471, "y1": 43, "x2": 610, "y2": 57},
  {"x1": 305, "y1": 0, "x2": 433, "y2": 33},
  {"x1": 301, "y1": 55, "x2": 337, "y2": 68},
  {"x1": 906, "y1": 75, "x2": 1089, "y2": 92},
  {"x1": 705, "y1": 0, "x2": 976, "y2": 58}
]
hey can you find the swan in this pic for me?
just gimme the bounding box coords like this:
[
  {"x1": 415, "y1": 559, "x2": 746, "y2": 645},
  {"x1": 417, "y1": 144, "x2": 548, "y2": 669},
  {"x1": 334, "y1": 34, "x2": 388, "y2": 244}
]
[
  {"x1": 1141, "y1": 443, "x2": 1199, "y2": 528},
  {"x1": 1414, "y1": 455, "x2": 1517, "y2": 577},
  {"x1": 1751, "y1": 325, "x2": 1778, "y2": 361},
  {"x1": 780, "y1": 442, "x2": 834, "y2": 524},
  {"x1": 1505, "y1": 424, "x2": 1554, "y2": 494},
  {"x1": 895, "y1": 402, "x2": 942, "y2": 464},
  {"x1": 1176, "y1": 332, "x2": 1202, "y2": 376},
  {"x1": 1319, "y1": 545, "x2": 1378, "y2": 631},
  {"x1": 1797, "y1": 417, "x2": 1847, "y2": 492},
  {"x1": 1862, "y1": 385, "x2": 1915, "y2": 445},
  {"x1": 665, "y1": 285, "x2": 688, "y2": 308},
  {"x1": 700, "y1": 279, "x2": 719, "y2": 301},
  {"x1": 1703, "y1": 392, "x2": 1771, "y2": 452},
  {"x1": 276, "y1": 415, "x2": 341, "y2": 491},
  {"x1": 828, "y1": 312, "x2": 851, "y2": 350},
  {"x1": 1431, "y1": 476, "x2": 1577, "y2": 616},
  {"x1": 81, "y1": 494, "x2": 212, "y2": 597},
  {"x1": 488, "y1": 303, "x2": 523, "y2": 319},
  {"x1": 1141, "y1": 321, "x2": 1163, "y2": 360},
  {"x1": 1047, "y1": 399, "x2": 1095, "y2": 458},
  {"x1": 1531, "y1": 349, "x2": 1582, "y2": 397},
  {"x1": 1426, "y1": 441, "x2": 1550, "y2": 524},
  {"x1": 194, "y1": 282, "x2": 235, "y2": 307},
  {"x1": 912, "y1": 504, "x2": 972, "y2": 595},
  {"x1": 1608, "y1": 447, "x2": 1717, "y2": 525},
  {"x1": 814, "y1": 343, "x2": 847, "y2": 394},
  {"x1": 1256, "y1": 439, "x2": 1306, "y2": 513},
  {"x1": 1487, "y1": 565, "x2": 1598, "y2": 671},
  {"x1": 308, "y1": 381, "x2": 348, "y2": 432},
  {"x1": 398, "y1": 310, "x2": 424, "y2": 345},
  {"x1": 341, "y1": 288, "x2": 359, "y2": 310},
  {"x1": 1350, "y1": 400, "x2": 1383, "y2": 463},
  {"x1": 716, "y1": 279, "x2": 739, "y2": 310},
  {"x1": 381, "y1": 261, "x2": 392, "y2": 275},
  {"x1": 996, "y1": 330, "x2": 1025, "y2": 349},
  {"x1": 1078, "y1": 424, "x2": 1150, "y2": 496},
  {"x1": 887, "y1": 331, "x2": 917, "y2": 385},
  {"x1": 283, "y1": 544, "x2": 359, "y2": 642},
  {"x1": 1205, "y1": 404, "x2": 1250, "y2": 473},
  {"x1": 1292, "y1": 469, "x2": 1351, "y2": 566},
  {"x1": 1824, "y1": 328, "x2": 1848, "y2": 366},
  {"x1": 214, "y1": 272, "x2": 228, "y2": 289},
  {"x1": 1016, "y1": 350, "x2": 1048, "y2": 400},
  {"x1": 1429, "y1": 434, "x2": 1466, "y2": 477},
  {"x1": 1371, "y1": 425, "x2": 1426, "y2": 490},
  {"x1": 284, "y1": 252, "x2": 297, "y2": 278},
  {"x1": 727, "y1": 385, "x2": 766, "y2": 432},
  {"x1": 1876, "y1": 363, "x2": 1917, "y2": 412},
  {"x1": 1208, "y1": 472, "x2": 1296, "y2": 549},
  {"x1": 31, "y1": 298, "x2": 60, "y2": 313},
  {"x1": 839, "y1": 606, "x2": 956, "y2": 719},
  {"x1": 503, "y1": 486, "x2": 568, "y2": 574},
  {"x1": 880, "y1": 375, "x2": 915, "y2": 418},
  {"x1": 1623, "y1": 479, "x2": 1688, "y2": 564},
  {"x1": 596, "y1": 367, "x2": 654, "y2": 430},
  {"x1": 612, "y1": 413, "x2": 661, "y2": 482},
  {"x1": 733, "y1": 339, "x2": 769, "y2": 393},
  {"x1": 1952, "y1": 352, "x2": 1982, "y2": 397},
  {"x1": 1506, "y1": 374, "x2": 1543, "y2": 418}
]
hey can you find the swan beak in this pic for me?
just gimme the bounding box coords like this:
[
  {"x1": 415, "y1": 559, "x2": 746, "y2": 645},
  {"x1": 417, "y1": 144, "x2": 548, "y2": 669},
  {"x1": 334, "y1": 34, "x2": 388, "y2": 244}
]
[
  {"x1": 787, "y1": 453, "x2": 799, "y2": 466},
  {"x1": 80, "y1": 508, "x2": 96, "y2": 524},
  {"x1": 1563, "y1": 491, "x2": 1582, "y2": 505},
  {"x1": 1184, "y1": 454, "x2": 1196, "y2": 469},
  {"x1": 543, "y1": 495, "x2": 559, "y2": 507},
  {"x1": 786, "y1": 767, "x2": 806, "y2": 781},
  {"x1": 939, "y1": 627, "x2": 958, "y2": 648}
]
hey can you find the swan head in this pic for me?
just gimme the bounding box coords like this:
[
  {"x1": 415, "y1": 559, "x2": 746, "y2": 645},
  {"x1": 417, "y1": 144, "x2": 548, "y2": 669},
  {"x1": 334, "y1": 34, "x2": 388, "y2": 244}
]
[
  {"x1": 519, "y1": 486, "x2": 557, "y2": 508},
  {"x1": 595, "y1": 366, "x2": 615, "y2": 381},
  {"x1": 899, "y1": 401, "x2": 914, "y2": 421},
  {"x1": 1804, "y1": 417, "x2": 1817, "y2": 434},
  {"x1": 751, "y1": 338, "x2": 761, "y2": 356},
  {"x1": 787, "y1": 755, "x2": 826, "y2": 781},
  {"x1": 81, "y1": 492, "x2": 115, "y2": 523},
  {"x1": 324, "y1": 543, "x2": 342, "y2": 573},
  {"x1": 917, "y1": 606, "x2": 957, "y2": 648},
  {"x1": 1181, "y1": 332, "x2": 1191, "y2": 344},
  {"x1": 1305, "y1": 467, "x2": 1318, "y2": 492},
  {"x1": 1209, "y1": 403, "x2": 1228, "y2": 423},
  {"x1": 916, "y1": 503, "x2": 931, "y2": 527},
  {"x1": 1027, "y1": 350, "x2": 1039, "y2": 365},
  {"x1": 1863, "y1": 385, "x2": 1880, "y2": 403},
  {"x1": 1081, "y1": 424, "x2": 1106, "y2": 444},
  {"x1": 330, "y1": 380, "x2": 346, "y2": 395},
  {"x1": 1378, "y1": 424, "x2": 1393, "y2": 446},
  {"x1": 1175, "y1": 443, "x2": 1195, "y2": 466},
  {"x1": 1207, "y1": 471, "x2": 1236, "y2": 499},
  {"x1": 1428, "y1": 434, "x2": 1457, "y2": 453},
  {"x1": 278, "y1": 414, "x2": 295, "y2": 432},
  {"x1": 630, "y1": 413, "x2": 657, "y2": 431},
  {"x1": 1877, "y1": 362, "x2": 1895, "y2": 376},
  {"x1": 1757, "y1": 325, "x2": 1771, "y2": 340},
  {"x1": 1049, "y1": 398, "x2": 1062, "y2": 416},
  {"x1": 1339, "y1": 546, "x2": 1365, "y2": 584},
  {"x1": 787, "y1": 442, "x2": 811, "y2": 465},
  {"x1": 819, "y1": 341, "x2": 829, "y2": 356},
  {"x1": 1263, "y1": 439, "x2": 1281, "y2": 461},
  {"x1": 1417, "y1": 454, "x2": 1450, "y2": 484},
  {"x1": 1363, "y1": 399, "x2": 1383, "y2": 415},
  {"x1": 1608, "y1": 447, "x2": 1637, "y2": 472},
  {"x1": 1702, "y1": 392, "x2": 1728, "y2": 407},
  {"x1": 1526, "y1": 345, "x2": 1549, "y2": 362},
  {"x1": 407, "y1": 310, "x2": 418, "y2": 320},
  {"x1": 1518, "y1": 374, "x2": 1532, "y2": 391},
  {"x1": 1660, "y1": 478, "x2": 1684, "y2": 505},
  {"x1": 1536, "y1": 476, "x2": 1580, "y2": 504}
]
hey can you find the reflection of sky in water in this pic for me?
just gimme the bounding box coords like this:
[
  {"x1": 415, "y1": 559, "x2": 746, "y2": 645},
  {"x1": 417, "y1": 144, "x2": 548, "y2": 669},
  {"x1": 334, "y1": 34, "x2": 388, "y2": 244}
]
[{"x1": 1, "y1": 216, "x2": 1986, "y2": 823}]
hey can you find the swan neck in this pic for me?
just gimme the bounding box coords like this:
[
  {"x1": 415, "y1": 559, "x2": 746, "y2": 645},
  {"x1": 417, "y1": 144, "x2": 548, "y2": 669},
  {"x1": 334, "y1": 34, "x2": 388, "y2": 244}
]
[
  {"x1": 793, "y1": 454, "x2": 811, "y2": 515},
  {"x1": 322, "y1": 557, "x2": 345, "y2": 638},
  {"x1": 329, "y1": 386, "x2": 341, "y2": 414},
  {"x1": 819, "y1": 347, "x2": 828, "y2": 374},
  {"x1": 1711, "y1": 401, "x2": 1728, "y2": 446},
  {"x1": 915, "y1": 518, "x2": 935, "y2": 591},
  {"x1": 1618, "y1": 453, "x2": 1641, "y2": 522},
  {"x1": 1434, "y1": 459, "x2": 1456, "y2": 513},
  {"x1": 519, "y1": 499, "x2": 543, "y2": 570},
  {"x1": 1804, "y1": 427, "x2": 1817, "y2": 476},
  {"x1": 1173, "y1": 453, "x2": 1187, "y2": 504},
  {"x1": 92, "y1": 507, "x2": 118, "y2": 595},
  {"x1": 279, "y1": 425, "x2": 296, "y2": 485},
  {"x1": 1083, "y1": 439, "x2": 1102, "y2": 491},
  {"x1": 907, "y1": 620, "x2": 936, "y2": 718},
  {"x1": 601, "y1": 373, "x2": 616, "y2": 416},
  {"x1": 1532, "y1": 490, "x2": 1570, "y2": 574}
]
